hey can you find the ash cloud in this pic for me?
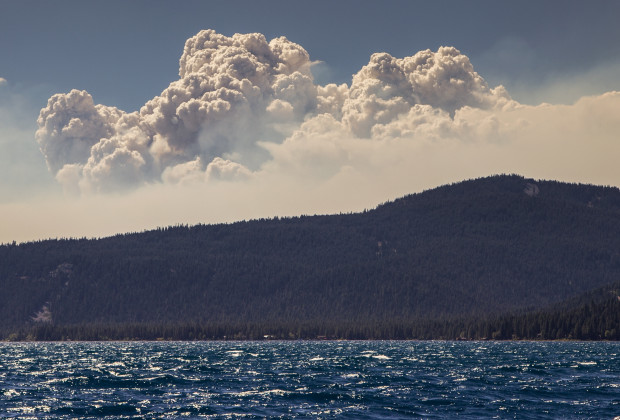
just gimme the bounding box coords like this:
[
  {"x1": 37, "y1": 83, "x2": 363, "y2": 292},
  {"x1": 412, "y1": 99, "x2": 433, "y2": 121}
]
[
  {"x1": 36, "y1": 30, "x2": 515, "y2": 194},
  {"x1": 37, "y1": 30, "x2": 316, "y2": 192}
]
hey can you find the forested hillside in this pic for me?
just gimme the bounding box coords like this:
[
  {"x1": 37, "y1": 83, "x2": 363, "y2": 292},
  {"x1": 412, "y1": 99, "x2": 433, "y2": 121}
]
[{"x1": 1, "y1": 175, "x2": 620, "y2": 340}]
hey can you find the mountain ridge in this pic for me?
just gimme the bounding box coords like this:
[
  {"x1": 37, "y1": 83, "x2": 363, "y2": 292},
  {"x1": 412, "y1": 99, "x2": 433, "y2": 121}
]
[{"x1": 2, "y1": 174, "x2": 620, "y2": 340}]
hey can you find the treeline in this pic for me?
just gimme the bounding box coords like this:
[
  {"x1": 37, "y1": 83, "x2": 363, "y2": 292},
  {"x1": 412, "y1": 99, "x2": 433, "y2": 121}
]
[
  {"x1": 470, "y1": 288, "x2": 620, "y2": 341},
  {"x1": 3, "y1": 287, "x2": 618, "y2": 341}
]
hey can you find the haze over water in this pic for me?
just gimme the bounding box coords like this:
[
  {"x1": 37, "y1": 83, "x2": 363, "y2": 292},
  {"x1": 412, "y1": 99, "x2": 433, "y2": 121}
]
[{"x1": 1, "y1": 341, "x2": 618, "y2": 418}]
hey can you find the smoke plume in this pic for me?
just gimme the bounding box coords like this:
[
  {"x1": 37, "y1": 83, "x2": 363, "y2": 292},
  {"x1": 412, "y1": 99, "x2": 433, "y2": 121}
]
[{"x1": 36, "y1": 30, "x2": 523, "y2": 194}]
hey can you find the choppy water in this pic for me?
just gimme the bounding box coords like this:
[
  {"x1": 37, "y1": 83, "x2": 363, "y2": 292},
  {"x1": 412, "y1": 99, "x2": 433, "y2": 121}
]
[{"x1": 0, "y1": 341, "x2": 618, "y2": 419}]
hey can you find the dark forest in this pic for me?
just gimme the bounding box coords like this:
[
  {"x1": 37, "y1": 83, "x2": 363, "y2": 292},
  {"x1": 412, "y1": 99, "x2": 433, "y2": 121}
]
[{"x1": 2, "y1": 175, "x2": 619, "y2": 340}]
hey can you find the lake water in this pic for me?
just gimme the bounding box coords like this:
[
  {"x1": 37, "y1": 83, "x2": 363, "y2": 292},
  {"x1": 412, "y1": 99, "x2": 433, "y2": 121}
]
[{"x1": 0, "y1": 341, "x2": 618, "y2": 419}]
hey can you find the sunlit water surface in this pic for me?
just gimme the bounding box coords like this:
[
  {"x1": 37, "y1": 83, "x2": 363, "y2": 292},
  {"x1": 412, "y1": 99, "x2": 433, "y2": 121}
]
[{"x1": 0, "y1": 341, "x2": 618, "y2": 419}]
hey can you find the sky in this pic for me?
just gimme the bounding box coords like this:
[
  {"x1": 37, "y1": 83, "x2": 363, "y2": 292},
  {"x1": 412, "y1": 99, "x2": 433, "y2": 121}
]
[{"x1": 1, "y1": 0, "x2": 620, "y2": 243}]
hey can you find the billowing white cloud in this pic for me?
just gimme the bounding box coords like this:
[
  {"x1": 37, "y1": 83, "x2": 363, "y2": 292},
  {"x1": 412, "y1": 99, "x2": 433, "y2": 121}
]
[
  {"x1": 0, "y1": 77, "x2": 7, "y2": 86},
  {"x1": 341, "y1": 47, "x2": 511, "y2": 137},
  {"x1": 36, "y1": 30, "x2": 316, "y2": 193},
  {"x1": 36, "y1": 90, "x2": 125, "y2": 174},
  {"x1": 32, "y1": 29, "x2": 620, "y2": 216}
]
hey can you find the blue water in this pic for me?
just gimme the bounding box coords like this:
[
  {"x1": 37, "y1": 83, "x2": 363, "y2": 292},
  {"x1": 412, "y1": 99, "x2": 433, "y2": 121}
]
[{"x1": 0, "y1": 341, "x2": 618, "y2": 419}]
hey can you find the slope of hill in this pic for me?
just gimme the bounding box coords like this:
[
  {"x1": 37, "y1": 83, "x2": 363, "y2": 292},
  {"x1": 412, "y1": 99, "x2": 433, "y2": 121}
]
[{"x1": 1, "y1": 174, "x2": 620, "y2": 340}]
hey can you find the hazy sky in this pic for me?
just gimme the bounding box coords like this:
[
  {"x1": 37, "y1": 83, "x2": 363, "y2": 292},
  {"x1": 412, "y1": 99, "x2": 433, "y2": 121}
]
[{"x1": 1, "y1": 0, "x2": 620, "y2": 243}]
